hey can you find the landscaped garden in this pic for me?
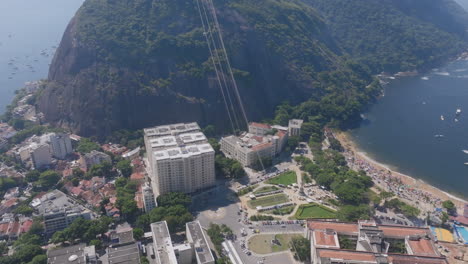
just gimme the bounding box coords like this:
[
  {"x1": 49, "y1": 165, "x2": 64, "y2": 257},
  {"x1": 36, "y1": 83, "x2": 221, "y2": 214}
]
[
  {"x1": 294, "y1": 203, "x2": 336, "y2": 219},
  {"x1": 248, "y1": 193, "x2": 289, "y2": 208}
]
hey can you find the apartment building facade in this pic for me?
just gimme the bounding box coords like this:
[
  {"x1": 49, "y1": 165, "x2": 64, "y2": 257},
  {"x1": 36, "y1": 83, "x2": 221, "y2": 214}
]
[{"x1": 144, "y1": 123, "x2": 215, "y2": 196}]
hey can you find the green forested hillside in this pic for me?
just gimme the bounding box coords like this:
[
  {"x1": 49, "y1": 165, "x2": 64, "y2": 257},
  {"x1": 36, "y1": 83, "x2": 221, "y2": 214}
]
[
  {"x1": 305, "y1": 0, "x2": 468, "y2": 73},
  {"x1": 37, "y1": 0, "x2": 468, "y2": 137}
]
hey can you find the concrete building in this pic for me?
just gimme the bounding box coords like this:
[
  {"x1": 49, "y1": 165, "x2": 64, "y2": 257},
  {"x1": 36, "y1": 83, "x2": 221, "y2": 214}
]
[
  {"x1": 142, "y1": 183, "x2": 156, "y2": 212},
  {"x1": 47, "y1": 243, "x2": 97, "y2": 264},
  {"x1": 144, "y1": 122, "x2": 215, "y2": 196},
  {"x1": 44, "y1": 133, "x2": 73, "y2": 159},
  {"x1": 105, "y1": 223, "x2": 140, "y2": 264},
  {"x1": 220, "y1": 123, "x2": 288, "y2": 167},
  {"x1": 83, "y1": 150, "x2": 111, "y2": 169},
  {"x1": 151, "y1": 221, "x2": 178, "y2": 264},
  {"x1": 308, "y1": 220, "x2": 447, "y2": 264},
  {"x1": 186, "y1": 221, "x2": 215, "y2": 264},
  {"x1": 31, "y1": 190, "x2": 92, "y2": 236},
  {"x1": 18, "y1": 142, "x2": 52, "y2": 169},
  {"x1": 288, "y1": 119, "x2": 303, "y2": 137}
]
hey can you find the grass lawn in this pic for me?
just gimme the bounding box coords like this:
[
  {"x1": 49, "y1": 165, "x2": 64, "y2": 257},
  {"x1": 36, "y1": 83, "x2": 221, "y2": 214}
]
[
  {"x1": 254, "y1": 186, "x2": 278, "y2": 195},
  {"x1": 248, "y1": 194, "x2": 289, "y2": 208},
  {"x1": 266, "y1": 171, "x2": 297, "y2": 185},
  {"x1": 248, "y1": 234, "x2": 303, "y2": 254},
  {"x1": 294, "y1": 203, "x2": 336, "y2": 220}
]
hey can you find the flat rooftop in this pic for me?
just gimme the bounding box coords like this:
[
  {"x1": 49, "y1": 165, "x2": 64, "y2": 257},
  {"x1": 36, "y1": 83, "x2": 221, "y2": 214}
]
[
  {"x1": 152, "y1": 143, "x2": 214, "y2": 161},
  {"x1": 151, "y1": 221, "x2": 177, "y2": 264},
  {"x1": 187, "y1": 221, "x2": 214, "y2": 264},
  {"x1": 144, "y1": 122, "x2": 200, "y2": 137},
  {"x1": 47, "y1": 243, "x2": 87, "y2": 264},
  {"x1": 107, "y1": 242, "x2": 140, "y2": 264},
  {"x1": 32, "y1": 190, "x2": 88, "y2": 216}
]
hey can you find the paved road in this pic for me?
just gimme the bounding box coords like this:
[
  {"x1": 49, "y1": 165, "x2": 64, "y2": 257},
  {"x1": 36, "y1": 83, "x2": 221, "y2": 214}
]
[{"x1": 193, "y1": 182, "x2": 301, "y2": 264}]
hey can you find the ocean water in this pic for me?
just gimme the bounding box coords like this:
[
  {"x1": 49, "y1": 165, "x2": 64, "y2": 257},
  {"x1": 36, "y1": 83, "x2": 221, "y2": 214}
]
[
  {"x1": 351, "y1": 59, "x2": 468, "y2": 198},
  {"x1": 0, "y1": 0, "x2": 83, "y2": 113}
]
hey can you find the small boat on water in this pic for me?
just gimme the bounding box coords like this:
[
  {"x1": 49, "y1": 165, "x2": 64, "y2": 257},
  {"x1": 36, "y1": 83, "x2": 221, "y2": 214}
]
[
  {"x1": 456, "y1": 108, "x2": 462, "y2": 115},
  {"x1": 462, "y1": 150, "x2": 468, "y2": 154},
  {"x1": 464, "y1": 162, "x2": 468, "y2": 166},
  {"x1": 440, "y1": 115, "x2": 444, "y2": 121},
  {"x1": 455, "y1": 118, "x2": 459, "y2": 122},
  {"x1": 434, "y1": 134, "x2": 444, "y2": 138}
]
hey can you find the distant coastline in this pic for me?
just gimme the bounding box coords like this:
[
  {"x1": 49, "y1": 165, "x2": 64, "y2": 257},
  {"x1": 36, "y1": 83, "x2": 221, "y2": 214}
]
[{"x1": 337, "y1": 132, "x2": 468, "y2": 212}]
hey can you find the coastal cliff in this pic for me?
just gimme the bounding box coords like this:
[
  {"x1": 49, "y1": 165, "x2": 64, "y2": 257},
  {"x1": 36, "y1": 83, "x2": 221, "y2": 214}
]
[{"x1": 38, "y1": 0, "x2": 468, "y2": 137}]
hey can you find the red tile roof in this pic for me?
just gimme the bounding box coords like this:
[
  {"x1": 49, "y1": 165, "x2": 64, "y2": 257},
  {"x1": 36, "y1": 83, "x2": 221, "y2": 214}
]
[
  {"x1": 408, "y1": 238, "x2": 438, "y2": 256},
  {"x1": 313, "y1": 230, "x2": 339, "y2": 248},
  {"x1": 20, "y1": 219, "x2": 33, "y2": 233},
  {"x1": 130, "y1": 172, "x2": 144, "y2": 181},
  {"x1": 308, "y1": 221, "x2": 359, "y2": 234},
  {"x1": 252, "y1": 142, "x2": 273, "y2": 151},
  {"x1": 388, "y1": 254, "x2": 448, "y2": 264},
  {"x1": 250, "y1": 122, "x2": 271, "y2": 129},
  {"x1": 379, "y1": 225, "x2": 430, "y2": 238},
  {"x1": 317, "y1": 249, "x2": 376, "y2": 262}
]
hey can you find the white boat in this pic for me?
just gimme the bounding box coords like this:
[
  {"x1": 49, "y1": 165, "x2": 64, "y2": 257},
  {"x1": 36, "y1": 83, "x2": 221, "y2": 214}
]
[
  {"x1": 456, "y1": 109, "x2": 462, "y2": 115},
  {"x1": 464, "y1": 162, "x2": 468, "y2": 166},
  {"x1": 440, "y1": 115, "x2": 444, "y2": 121},
  {"x1": 434, "y1": 134, "x2": 444, "y2": 138},
  {"x1": 462, "y1": 150, "x2": 468, "y2": 154},
  {"x1": 455, "y1": 118, "x2": 459, "y2": 122}
]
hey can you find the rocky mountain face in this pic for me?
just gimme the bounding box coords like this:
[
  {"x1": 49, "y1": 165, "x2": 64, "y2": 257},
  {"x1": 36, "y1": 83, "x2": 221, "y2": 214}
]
[{"x1": 37, "y1": 0, "x2": 468, "y2": 137}]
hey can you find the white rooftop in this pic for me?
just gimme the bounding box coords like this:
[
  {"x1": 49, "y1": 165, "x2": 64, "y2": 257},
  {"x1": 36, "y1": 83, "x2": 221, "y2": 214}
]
[{"x1": 151, "y1": 221, "x2": 178, "y2": 264}]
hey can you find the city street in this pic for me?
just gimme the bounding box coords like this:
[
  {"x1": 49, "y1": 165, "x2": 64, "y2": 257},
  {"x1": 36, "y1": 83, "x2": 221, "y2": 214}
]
[{"x1": 193, "y1": 182, "x2": 301, "y2": 264}]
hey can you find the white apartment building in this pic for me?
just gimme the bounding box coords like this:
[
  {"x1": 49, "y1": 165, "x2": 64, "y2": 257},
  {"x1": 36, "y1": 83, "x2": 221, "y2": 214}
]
[
  {"x1": 44, "y1": 133, "x2": 73, "y2": 159},
  {"x1": 19, "y1": 142, "x2": 52, "y2": 169},
  {"x1": 144, "y1": 123, "x2": 215, "y2": 196},
  {"x1": 142, "y1": 183, "x2": 156, "y2": 212},
  {"x1": 288, "y1": 119, "x2": 303, "y2": 137}
]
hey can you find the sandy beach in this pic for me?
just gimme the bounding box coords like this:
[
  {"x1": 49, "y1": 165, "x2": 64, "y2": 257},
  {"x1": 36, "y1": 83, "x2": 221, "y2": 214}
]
[{"x1": 335, "y1": 131, "x2": 468, "y2": 213}]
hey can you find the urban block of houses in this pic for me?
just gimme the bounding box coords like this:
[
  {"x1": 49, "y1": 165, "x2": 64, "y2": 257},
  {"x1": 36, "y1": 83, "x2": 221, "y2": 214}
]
[
  {"x1": 0, "y1": 214, "x2": 32, "y2": 241},
  {"x1": 308, "y1": 219, "x2": 448, "y2": 264},
  {"x1": 220, "y1": 122, "x2": 289, "y2": 167}
]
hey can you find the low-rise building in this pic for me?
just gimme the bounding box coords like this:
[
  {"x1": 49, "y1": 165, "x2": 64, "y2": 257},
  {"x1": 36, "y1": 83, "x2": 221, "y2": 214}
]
[
  {"x1": 82, "y1": 150, "x2": 111, "y2": 169},
  {"x1": 47, "y1": 243, "x2": 97, "y2": 264},
  {"x1": 31, "y1": 190, "x2": 92, "y2": 236},
  {"x1": 151, "y1": 221, "x2": 178, "y2": 264},
  {"x1": 186, "y1": 221, "x2": 215, "y2": 264},
  {"x1": 220, "y1": 122, "x2": 287, "y2": 167},
  {"x1": 105, "y1": 223, "x2": 140, "y2": 264},
  {"x1": 308, "y1": 220, "x2": 446, "y2": 264}
]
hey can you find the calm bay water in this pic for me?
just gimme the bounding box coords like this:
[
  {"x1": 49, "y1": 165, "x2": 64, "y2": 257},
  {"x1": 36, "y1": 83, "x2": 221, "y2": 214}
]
[
  {"x1": 0, "y1": 0, "x2": 83, "y2": 113},
  {"x1": 351, "y1": 59, "x2": 468, "y2": 198}
]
